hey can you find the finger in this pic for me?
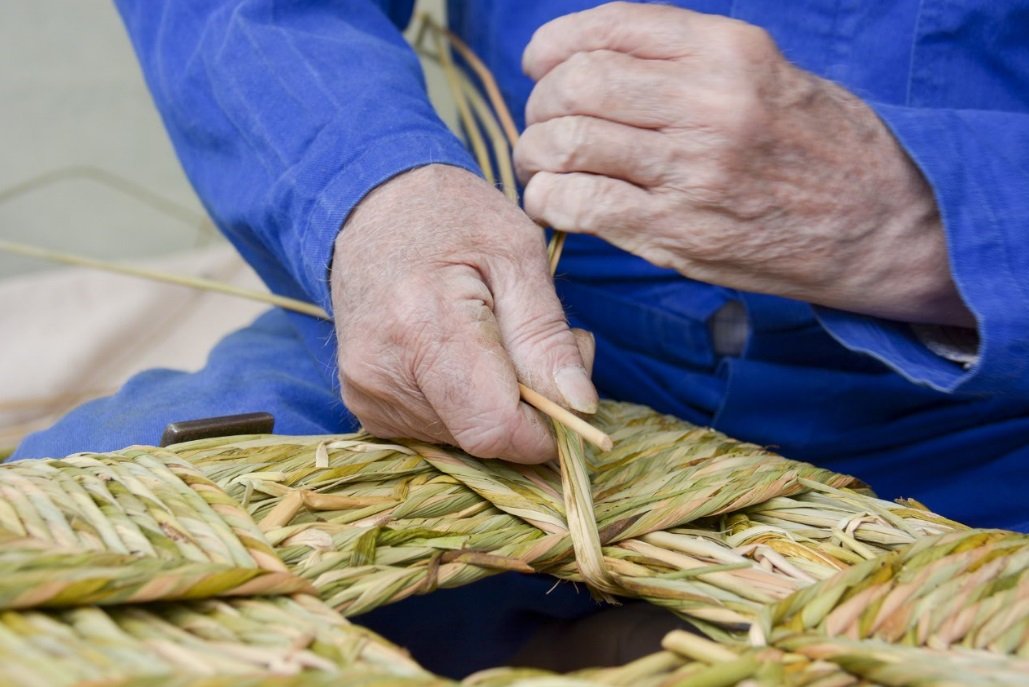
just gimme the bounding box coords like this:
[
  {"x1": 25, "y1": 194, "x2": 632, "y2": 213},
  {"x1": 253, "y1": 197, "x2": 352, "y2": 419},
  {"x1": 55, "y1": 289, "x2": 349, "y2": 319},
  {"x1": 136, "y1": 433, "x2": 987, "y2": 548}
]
[
  {"x1": 415, "y1": 296, "x2": 560, "y2": 464},
  {"x1": 571, "y1": 328, "x2": 596, "y2": 378},
  {"x1": 484, "y1": 246, "x2": 599, "y2": 416},
  {"x1": 525, "y1": 50, "x2": 683, "y2": 128},
  {"x1": 523, "y1": 2, "x2": 702, "y2": 79},
  {"x1": 338, "y1": 267, "x2": 558, "y2": 463},
  {"x1": 515, "y1": 116, "x2": 671, "y2": 188},
  {"x1": 523, "y1": 171, "x2": 655, "y2": 240}
]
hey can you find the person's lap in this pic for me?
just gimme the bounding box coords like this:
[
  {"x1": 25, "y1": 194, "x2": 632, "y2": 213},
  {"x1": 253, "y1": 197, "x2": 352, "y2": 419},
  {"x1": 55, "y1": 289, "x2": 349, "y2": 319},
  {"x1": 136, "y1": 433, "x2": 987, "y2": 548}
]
[
  {"x1": 12, "y1": 308, "x2": 601, "y2": 677},
  {"x1": 14, "y1": 309, "x2": 354, "y2": 459},
  {"x1": 13, "y1": 306, "x2": 1028, "y2": 673}
]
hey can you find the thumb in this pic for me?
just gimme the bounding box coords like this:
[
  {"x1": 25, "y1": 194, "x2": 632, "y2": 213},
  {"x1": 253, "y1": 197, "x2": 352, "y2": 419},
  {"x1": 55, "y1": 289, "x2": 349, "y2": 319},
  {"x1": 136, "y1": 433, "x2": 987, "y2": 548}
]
[
  {"x1": 489, "y1": 264, "x2": 599, "y2": 415},
  {"x1": 571, "y1": 328, "x2": 597, "y2": 378}
]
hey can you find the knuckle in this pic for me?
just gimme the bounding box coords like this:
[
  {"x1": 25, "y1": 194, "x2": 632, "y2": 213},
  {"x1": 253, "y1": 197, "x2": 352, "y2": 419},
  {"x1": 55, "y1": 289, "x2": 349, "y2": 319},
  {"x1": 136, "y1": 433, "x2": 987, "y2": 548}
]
[
  {"x1": 688, "y1": 160, "x2": 734, "y2": 201},
  {"x1": 337, "y1": 331, "x2": 381, "y2": 383},
  {"x1": 554, "y1": 117, "x2": 590, "y2": 171},
  {"x1": 338, "y1": 285, "x2": 444, "y2": 396},
  {"x1": 555, "y1": 79, "x2": 585, "y2": 117},
  {"x1": 359, "y1": 418, "x2": 400, "y2": 440},
  {"x1": 517, "y1": 118, "x2": 588, "y2": 176},
  {"x1": 524, "y1": 89, "x2": 544, "y2": 125},
  {"x1": 591, "y1": 3, "x2": 634, "y2": 39},
  {"x1": 565, "y1": 49, "x2": 594, "y2": 71},
  {"x1": 693, "y1": 15, "x2": 777, "y2": 75},
  {"x1": 553, "y1": 52, "x2": 600, "y2": 111},
  {"x1": 682, "y1": 88, "x2": 764, "y2": 146},
  {"x1": 346, "y1": 399, "x2": 387, "y2": 433},
  {"x1": 567, "y1": 186, "x2": 598, "y2": 230},
  {"x1": 338, "y1": 354, "x2": 395, "y2": 411},
  {"x1": 340, "y1": 380, "x2": 394, "y2": 434},
  {"x1": 522, "y1": 172, "x2": 554, "y2": 220},
  {"x1": 513, "y1": 127, "x2": 541, "y2": 176},
  {"x1": 715, "y1": 21, "x2": 778, "y2": 70},
  {"x1": 376, "y1": 309, "x2": 428, "y2": 357},
  {"x1": 674, "y1": 214, "x2": 738, "y2": 263},
  {"x1": 721, "y1": 93, "x2": 764, "y2": 136},
  {"x1": 737, "y1": 24, "x2": 777, "y2": 61},
  {"x1": 508, "y1": 313, "x2": 575, "y2": 360}
]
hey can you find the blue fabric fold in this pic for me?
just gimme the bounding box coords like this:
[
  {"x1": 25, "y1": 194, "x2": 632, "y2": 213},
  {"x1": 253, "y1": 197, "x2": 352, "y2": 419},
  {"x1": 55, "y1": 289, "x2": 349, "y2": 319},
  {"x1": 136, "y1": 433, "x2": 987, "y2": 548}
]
[{"x1": 817, "y1": 103, "x2": 1029, "y2": 397}]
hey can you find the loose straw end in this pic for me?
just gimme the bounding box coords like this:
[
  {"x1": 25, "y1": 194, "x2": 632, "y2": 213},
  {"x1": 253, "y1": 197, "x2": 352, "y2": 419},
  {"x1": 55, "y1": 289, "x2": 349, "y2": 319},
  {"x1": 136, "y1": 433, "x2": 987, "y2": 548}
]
[{"x1": 517, "y1": 383, "x2": 613, "y2": 452}]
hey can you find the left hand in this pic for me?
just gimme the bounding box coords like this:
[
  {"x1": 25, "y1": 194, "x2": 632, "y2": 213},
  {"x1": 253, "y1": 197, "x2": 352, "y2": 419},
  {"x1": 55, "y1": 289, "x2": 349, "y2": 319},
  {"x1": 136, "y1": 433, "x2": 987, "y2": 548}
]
[{"x1": 515, "y1": 2, "x2": 974, "y2": 327}]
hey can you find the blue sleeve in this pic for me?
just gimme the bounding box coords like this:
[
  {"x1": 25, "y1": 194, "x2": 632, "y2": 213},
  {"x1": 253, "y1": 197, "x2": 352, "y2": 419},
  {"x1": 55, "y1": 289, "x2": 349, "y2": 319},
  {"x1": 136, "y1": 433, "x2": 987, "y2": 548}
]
[
  {"x1": 114, "y1": 0, "x2": 478, "y2": 312},
  {"x1": 814, "y1": 105, "x2": 1029, "y2": 398}
]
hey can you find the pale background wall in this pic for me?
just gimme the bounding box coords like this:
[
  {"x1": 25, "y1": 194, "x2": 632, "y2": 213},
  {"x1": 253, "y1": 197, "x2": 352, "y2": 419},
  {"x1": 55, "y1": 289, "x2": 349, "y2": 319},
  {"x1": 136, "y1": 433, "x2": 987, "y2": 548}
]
[{"x1": 0, "y1": 0, "x2": 453, "y2": 453}]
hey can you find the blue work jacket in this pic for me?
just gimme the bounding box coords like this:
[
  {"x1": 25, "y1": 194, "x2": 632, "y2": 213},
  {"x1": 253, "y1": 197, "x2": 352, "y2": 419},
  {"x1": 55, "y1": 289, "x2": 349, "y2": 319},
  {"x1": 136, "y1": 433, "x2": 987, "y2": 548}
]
[{"x1": 108, "y1": 1, "x2": 1029, "y2": 530}]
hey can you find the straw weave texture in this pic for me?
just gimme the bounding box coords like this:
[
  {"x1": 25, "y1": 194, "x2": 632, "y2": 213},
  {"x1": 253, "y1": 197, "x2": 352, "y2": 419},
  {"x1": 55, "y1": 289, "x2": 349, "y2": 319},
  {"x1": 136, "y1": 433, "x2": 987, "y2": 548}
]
[{"x1": 0, "y1": 400, "x2": 1023, "y2": 686}]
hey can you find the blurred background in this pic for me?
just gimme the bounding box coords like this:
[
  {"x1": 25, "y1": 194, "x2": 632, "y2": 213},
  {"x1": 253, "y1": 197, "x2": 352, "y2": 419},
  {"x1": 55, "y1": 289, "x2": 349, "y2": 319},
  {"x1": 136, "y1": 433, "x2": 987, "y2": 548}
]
[{"x1": 0, "y1": 0, "x2": 451, "y2": 455}]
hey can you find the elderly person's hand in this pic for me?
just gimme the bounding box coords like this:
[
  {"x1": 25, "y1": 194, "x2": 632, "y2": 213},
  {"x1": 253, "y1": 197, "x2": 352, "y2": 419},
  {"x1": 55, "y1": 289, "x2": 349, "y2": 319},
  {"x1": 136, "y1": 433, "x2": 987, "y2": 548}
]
[
  {"x1": 331, "y1": 164, "x2": 597, "y2": 464},
  {"x1": 515, "y1": 2, "x2": 974, "y2": 328}
]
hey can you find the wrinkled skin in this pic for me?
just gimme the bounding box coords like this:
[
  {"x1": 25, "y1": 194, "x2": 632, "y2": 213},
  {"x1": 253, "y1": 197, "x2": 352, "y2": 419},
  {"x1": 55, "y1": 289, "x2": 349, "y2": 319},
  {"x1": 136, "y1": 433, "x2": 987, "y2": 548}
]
[
  {"x1": 332, "y1": 2, "x2": 974, "y2": 464},
  {"x1": 332, "y1": 165, "x2": 596, "y2": 464},
  {"x1": 515, "y1": 2, "x2": 974, "y2": 327}
]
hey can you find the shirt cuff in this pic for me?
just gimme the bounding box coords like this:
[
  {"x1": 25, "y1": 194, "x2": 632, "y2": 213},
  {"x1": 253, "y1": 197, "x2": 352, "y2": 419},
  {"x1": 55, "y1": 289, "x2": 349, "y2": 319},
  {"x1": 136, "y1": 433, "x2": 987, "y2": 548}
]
[
  {"x1": 813, "y1": 308, "x2": 974, "y2": 392},
  {"x1": 911, "y1": 324, "x2": 980, "y2": 368},
  {"x1": 814, "y1": 101, "x2": 1029, "y2": 396}
]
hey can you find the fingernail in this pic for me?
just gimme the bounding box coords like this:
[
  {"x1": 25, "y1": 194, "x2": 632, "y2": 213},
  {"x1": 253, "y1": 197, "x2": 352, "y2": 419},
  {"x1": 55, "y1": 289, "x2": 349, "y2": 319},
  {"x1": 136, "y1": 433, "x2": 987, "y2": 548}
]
[{"x1": 554, "y1": 365, "x2": 599, "y2": 414}]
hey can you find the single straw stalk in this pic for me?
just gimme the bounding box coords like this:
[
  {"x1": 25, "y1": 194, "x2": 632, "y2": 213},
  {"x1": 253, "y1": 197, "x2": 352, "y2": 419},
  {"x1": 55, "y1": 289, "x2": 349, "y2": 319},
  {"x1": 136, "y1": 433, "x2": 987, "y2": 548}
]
[{"x1": 0, "y1": 239, "x2": 325, "y2": 318}]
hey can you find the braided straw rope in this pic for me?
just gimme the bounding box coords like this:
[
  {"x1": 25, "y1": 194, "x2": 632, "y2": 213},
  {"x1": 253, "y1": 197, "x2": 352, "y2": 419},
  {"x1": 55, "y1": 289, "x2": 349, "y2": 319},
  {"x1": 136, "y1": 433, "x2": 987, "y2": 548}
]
[
  {"x1": 0, "y1": 448, "x2": 313, "y2": 606},
  {"x1": 761, "y1": 529, "x2": 1029, "y2": 655},
  {"x1": 0, "y1": 452, "x2": 313, "y2": 606},
  {"x1": 0, "y1": 400, "x2": 1025, "y2": 685},
  {"x1": 172, "y1": 401, "x2": 883, "y2": 622},
  {"x1": 0, "y1": 16, "x2": 1022, "y2": 687},
  {"x1": 0, "y1": 597, "x2": 429, "y2": 686},
  {"x1": 165, "y1": 401, "x2": 965, "y2": 637},
  {"x1": 0, "y1": 447, "x2": 427, "y2": 686}
]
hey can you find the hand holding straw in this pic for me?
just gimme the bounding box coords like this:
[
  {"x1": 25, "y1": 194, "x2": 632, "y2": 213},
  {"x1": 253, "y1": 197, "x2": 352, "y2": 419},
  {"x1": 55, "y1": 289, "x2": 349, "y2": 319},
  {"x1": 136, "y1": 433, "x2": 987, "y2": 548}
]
[{"x1": 0, "y1": 240, "x2": 613, "y2": 452}]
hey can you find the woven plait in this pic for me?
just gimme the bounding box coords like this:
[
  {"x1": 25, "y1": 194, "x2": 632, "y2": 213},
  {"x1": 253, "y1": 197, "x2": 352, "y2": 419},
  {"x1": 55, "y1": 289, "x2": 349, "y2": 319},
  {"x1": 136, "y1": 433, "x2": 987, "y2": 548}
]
[
  {"x1": 0, "y1": 596, "x2": 428, "y2": 687},
  {"x1": 761, "y1": 529, "x2": 1029, "y2": 655},
  {"x1": 169, "y1": 401, "x2": 959, "y2": 632},
  {"x1": 0, "y1": 400, "x2": 1025, "y2": 685},
  {"x1": 0, "y1": 448, "x2": 312, "y2": 605}
]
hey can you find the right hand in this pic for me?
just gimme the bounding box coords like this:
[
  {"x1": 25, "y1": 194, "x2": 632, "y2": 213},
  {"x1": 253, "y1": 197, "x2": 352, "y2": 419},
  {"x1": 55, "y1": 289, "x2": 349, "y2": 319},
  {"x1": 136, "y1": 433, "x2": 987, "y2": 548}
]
[{"x1": 330, "y1": 164, "x2": 597, "y2": 463}]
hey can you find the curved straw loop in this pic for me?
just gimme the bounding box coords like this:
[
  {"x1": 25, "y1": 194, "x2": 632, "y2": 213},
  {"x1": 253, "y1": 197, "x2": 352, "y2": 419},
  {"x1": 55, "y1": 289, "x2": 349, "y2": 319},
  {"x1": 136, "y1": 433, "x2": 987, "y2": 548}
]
[
  {"x1": 0, "y1": 595, "x2": 431, "y2": 686},
  {"x1": 163, "y1": 400, "x2": 966, "y2": 628},
  {"x1": 0, "y1": 447, "x2": 314, "y2": 605},
  {"x1": 758, "y1": 528, "x2": 1029, "y2": 655},
  {"x1": 3, "y1": 402, "x2": 1025, "y2": 684}
]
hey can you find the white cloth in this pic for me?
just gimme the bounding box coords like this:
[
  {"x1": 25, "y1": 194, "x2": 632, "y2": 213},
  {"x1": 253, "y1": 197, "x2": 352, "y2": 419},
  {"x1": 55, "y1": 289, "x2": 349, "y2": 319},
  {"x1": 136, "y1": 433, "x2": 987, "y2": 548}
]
[{"x1": 0, "y1": 244, "x2": 267, "y2": 451}]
